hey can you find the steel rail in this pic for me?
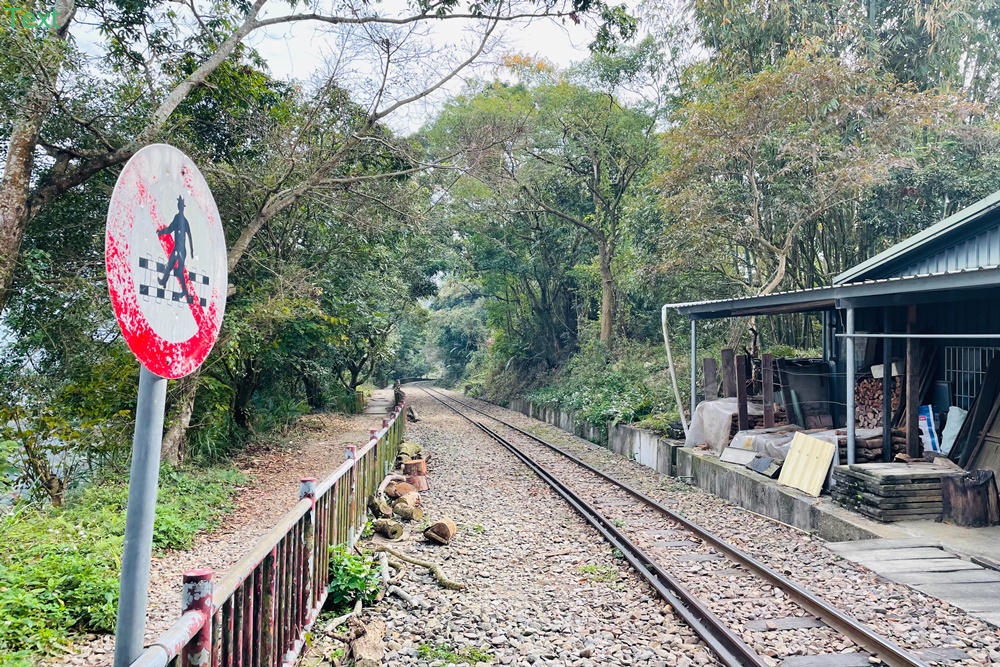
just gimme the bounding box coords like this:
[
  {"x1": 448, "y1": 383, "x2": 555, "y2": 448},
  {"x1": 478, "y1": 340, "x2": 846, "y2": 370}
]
[
  {"x1": 422, "y1": 387, "x2": 767, "y2": 667},
  {"x1": 419, "y1": 384, "x2": 930, "y2": 667}
]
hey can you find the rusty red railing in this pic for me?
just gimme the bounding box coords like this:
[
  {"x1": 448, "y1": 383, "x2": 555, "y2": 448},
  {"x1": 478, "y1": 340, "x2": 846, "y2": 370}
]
[{"x1": 131, "y1": 393, "x2": 405, "y2": 667}]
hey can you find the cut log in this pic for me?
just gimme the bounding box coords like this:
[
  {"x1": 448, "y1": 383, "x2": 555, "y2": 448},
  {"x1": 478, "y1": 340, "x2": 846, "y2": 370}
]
[
  {"x1": 377, "y1": 474, "x2": 406, "y2": 498},
  {"x1": 399, "y1": 441, "x2": 422, "y2": 458},
  {"x1": 393, "y1": 503, "x2": 424, "y2": 522},
  {"x1": 373, "y1": 519, "x2": 404, "y2": 540},
  {"x1": 941, "y1": 471, "x2": 1000, "y2": 527},
  {"x1": 402, "y1": 459, "x2": 427, "y2": 476},
  {"x1": 423, "y1": 518, "x2": 457, "y2": 545},
  {"x1": 367, "y1": 495, "x2": 393, "y2": 519},
  {"x1": 348, "y1": 618, "x2": 386, "y2": 667},
  {"x1": 394, "y1": 491, "x2": 421, "y2": 508},
  {"x1": 406, "y1": 474, "x2": 429, "y2": 492},
  {"x1": 385, "y1": 481, "x2": 416, "y2": 499}
]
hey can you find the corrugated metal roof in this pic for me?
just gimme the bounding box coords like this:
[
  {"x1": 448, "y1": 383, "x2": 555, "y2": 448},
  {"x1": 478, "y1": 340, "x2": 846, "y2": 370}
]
[
  {"x1": 666, "y1": 266, "x2": 1000, "y2": 319},
  {"x1": 834, "y1": 189, "x2": 1000, "y2": 285}
]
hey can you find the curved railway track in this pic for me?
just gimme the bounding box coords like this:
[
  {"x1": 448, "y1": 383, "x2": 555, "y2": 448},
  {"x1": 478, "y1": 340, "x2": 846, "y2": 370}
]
[{"x1": 415, "y1": 384, "x2": 930, "y2": 667}]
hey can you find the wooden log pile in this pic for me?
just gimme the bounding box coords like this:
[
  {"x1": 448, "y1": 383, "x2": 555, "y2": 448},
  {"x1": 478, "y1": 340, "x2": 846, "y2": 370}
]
[
  {"x1": 832, "y1": 462, "x2": 948, "y2": 522},
  {"x1": 728, "y1": 405, "x2": 788, "y2": 438},
  {"x1": 834, "y1": 427, "x2": 907, "y2": 463},
  {"x1": 854, "y1": 376, "x2": 902, "y2": 429}
]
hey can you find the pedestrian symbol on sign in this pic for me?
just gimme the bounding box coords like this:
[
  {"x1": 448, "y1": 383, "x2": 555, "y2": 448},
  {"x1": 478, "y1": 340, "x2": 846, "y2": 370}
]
[{"x1": 157, "y1": 195, "x2": 195, "y2": 302}]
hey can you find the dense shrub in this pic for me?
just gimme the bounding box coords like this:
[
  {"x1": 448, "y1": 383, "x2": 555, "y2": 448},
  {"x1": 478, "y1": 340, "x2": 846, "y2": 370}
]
[{"x1": 0, "y1": 465, "x2": 244, "y2": 663}]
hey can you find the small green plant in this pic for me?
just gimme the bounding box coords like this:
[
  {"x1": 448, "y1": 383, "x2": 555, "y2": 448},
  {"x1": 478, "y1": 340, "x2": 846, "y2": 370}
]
[
  {"x1": 577, "y1": 564, "x2": 619, "y2": 582},
  {"x1": 361, "y1": 520, "x2": 374, "y2": 539},
  {"x1": 473, "y1": 524, "x2": 485, "y2": 534},
  {"x1": 611, "y1": 547, "x2": 624, "y2": 559},
  {"x1": 326, "y1": 546, "x2": 380, "y2": 613},
  {"x1": 417, "y1": 643, "x2": 493, "y2": 663},
  {"x1": 611, "y1": 518, "x2": 625, "y2": 528}
]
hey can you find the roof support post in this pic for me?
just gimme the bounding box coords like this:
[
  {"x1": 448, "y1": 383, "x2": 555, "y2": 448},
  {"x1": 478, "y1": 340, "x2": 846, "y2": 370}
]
[
  {"x1": 690, "y1": 319, "x2": 698, "y2": 419},
  {"x1": 846, "y1": 307, "x2": 856, "y2": 465},
  {"x1": 882, "y1": 308, "x2": 892, "y2": 462}
]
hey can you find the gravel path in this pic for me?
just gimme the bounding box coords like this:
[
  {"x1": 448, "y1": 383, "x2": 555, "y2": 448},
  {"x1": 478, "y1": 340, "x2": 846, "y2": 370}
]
[
  {"x1": 51, "y1": 409, "x2": 390, "y2": 666},
  {"x1": 435, "y1": 390, "x2": 1000, "y2": 666},
  {"x1": 304, "y1": 389, "x2": 718, "y2": 667}
]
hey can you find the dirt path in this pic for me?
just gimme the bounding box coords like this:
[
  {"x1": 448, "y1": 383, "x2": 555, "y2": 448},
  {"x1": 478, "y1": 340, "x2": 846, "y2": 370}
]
[{"x1": 52, "y1": 393, "x2": 395, "y2": 666}]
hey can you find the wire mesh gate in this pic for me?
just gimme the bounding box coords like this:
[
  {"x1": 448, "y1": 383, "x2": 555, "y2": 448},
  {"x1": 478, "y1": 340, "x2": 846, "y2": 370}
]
[{"x1": 131, "y1": 394, "x2": 405, "y2": 667}]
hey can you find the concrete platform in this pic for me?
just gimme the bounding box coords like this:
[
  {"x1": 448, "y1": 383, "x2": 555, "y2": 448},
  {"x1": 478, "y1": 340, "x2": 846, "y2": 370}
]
[{"x1": 827, "y1": 538, "x2": 1000, "y2": 626}]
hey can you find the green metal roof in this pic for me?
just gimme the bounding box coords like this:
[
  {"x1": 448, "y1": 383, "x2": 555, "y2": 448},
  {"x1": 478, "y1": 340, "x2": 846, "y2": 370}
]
[{"x1": 834, "y1": 189, "x2": 1000, "y2": 285}]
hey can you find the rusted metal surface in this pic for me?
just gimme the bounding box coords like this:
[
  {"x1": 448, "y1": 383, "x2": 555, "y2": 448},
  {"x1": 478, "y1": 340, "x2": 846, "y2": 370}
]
[{"x1": 128, "y1": 397, "x2": 405, "y2": 667}]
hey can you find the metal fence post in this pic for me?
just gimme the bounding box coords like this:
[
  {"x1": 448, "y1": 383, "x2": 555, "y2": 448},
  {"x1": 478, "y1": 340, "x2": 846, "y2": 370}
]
[
  {"x1": 181, "y1": 569, "x2": 213, "y2": 667},
  {"x1": 299, "y1": 478, "x2": 317, "y2": 630}
]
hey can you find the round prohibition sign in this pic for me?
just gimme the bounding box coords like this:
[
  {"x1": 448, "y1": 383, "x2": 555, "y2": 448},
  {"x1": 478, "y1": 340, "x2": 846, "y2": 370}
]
[{"x1": 106, "y1": 144, "x2": 227, "y2": 379}]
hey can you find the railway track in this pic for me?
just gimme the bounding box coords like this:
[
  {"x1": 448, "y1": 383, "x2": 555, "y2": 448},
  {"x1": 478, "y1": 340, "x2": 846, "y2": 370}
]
[{"x1": 416, "y1": 384, "x2": 931, "y2": 667}]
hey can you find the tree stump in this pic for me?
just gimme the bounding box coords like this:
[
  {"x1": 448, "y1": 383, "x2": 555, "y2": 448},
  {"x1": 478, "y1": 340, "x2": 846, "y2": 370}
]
[
  {"x1": 373, "y1": 518, "x2": 403, "y2": 539},
  {"x1": 941, "y1": 470, "x2": 1000, "y2": 527},
  {"x1": 406, "y1": 474, "x2": 429, "y2": 492},
  {"x1": 394, "y1": 491, "x2": 421, "y2": 508},
  {"x1": 393, "y1": 503, "x2": 423, "y2": 522},
  {"x1": 385, "y1": 481, "x2": 415, "y2": 499},
  {"x1": 403, "y1": 459, "x2": 427, "y2": 476},
  {"x1": 424, "y1": 518, "x2": 457, "y2": 545}
]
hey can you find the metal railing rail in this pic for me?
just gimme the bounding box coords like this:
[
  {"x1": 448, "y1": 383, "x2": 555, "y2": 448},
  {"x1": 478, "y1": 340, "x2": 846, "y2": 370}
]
[{"x1": 130, "y1": 394, "x2": 406, "y2": 667}]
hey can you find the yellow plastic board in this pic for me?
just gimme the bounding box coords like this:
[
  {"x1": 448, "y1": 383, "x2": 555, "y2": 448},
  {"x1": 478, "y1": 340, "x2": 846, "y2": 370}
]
[{"x1": 777, "y1": 432, "x2": 836, "y2": 497}]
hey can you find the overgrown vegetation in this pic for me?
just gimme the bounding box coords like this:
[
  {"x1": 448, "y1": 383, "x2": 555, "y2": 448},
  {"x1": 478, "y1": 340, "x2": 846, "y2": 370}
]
[
  {"x1": 325, "y1": 547, "x2": 381, "y2": 614},
  {"x1": 417, "y1": 643, "x2": 494, "y2": 663},
  {"x1": 0, "y1": 465, "x2": 244, "y2": 663}
]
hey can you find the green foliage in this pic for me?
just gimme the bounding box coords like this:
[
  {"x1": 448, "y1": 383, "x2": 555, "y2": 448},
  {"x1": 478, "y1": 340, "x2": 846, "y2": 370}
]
[
  {"x1": 0, "y1": 464, "x2": 243, "y2": 660},
  {"x1": 577, "y1": 564, "x2": 619, "y2": 582},
  {"x1": 326, "y1": 547, "x2": 380, "y2": 613},
  {"x1": 416, "y1": 643, "x2": 494, "y2": 663}
]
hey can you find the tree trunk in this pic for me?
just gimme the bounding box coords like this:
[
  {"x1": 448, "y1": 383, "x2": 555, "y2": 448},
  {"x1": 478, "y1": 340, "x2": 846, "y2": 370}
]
[
  {"x1": 161, "y1": 371, "x2": 200, "y2": 463},
  {"x1": 598, "y1": 242, "x2": 615, "y2": 343},
  {"x1": 0, "y1": 0, "x2": 76, "y2": 313}
]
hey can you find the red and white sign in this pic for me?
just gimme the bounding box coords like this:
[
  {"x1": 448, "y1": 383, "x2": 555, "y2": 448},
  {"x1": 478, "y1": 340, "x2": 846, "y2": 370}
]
[{"x1": 106, "y1": 144, "x2": 227, "y2": 379}]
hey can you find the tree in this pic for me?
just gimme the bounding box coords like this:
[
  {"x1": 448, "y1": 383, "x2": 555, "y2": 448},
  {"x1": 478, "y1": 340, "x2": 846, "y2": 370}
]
[
  {"x1": 0, "y1": 0, "x2": 636, "y2": 314},
  {"x1": 429, "y1": 47, "x2": 660, "y2": 343}
]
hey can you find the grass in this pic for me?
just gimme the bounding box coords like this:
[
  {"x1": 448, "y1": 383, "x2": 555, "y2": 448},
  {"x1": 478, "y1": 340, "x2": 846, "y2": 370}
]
[
  {"x1": 0, "y1": 463, "x2": 245, "y2": 665},
  {"x1": 577, "y1": 564, "x2": 619, "y2": 582},
  {"x1": 417, "y1": 643, "x2": 494, "y2": 663}
]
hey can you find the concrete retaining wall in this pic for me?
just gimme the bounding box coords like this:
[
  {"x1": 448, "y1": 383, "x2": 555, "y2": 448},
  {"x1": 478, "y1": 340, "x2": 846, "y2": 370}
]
[{"x1": 504, "y1": 397, "x2": 884, "y2": 542}]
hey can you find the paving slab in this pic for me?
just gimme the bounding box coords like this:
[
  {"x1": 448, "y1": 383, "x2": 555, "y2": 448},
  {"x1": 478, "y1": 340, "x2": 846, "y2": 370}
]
[
  {"x1": 912, "y1": 583, "x2": 1000, "y2": 612},
  {"x1": 831, "y1": 547, "x2": 947, "y2": 561},
  {"x1": 651, "y1": 540, "x2": 701, "y2": 548},
  {"x1": 851, "y1": 557, "x2": 980, "y2": 573},
  {"x1": 826, "y1": 538, "x2": 941, "y2": 553},
  {"x1": 886, "y1": 569, "x2": 1000, "y2": 586},
  {"x1": 674, "y1": 553, "x2": 724, "y2": 562}
]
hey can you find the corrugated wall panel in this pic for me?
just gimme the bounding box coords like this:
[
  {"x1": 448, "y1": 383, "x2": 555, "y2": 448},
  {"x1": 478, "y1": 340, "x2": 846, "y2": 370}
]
[{"x1": 894, "y1": 222, "x2": 1000, "y2": 278}]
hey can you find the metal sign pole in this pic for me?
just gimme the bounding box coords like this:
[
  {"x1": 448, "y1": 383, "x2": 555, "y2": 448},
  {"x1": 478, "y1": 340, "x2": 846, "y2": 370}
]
[{"x1": 113, "y1": 366, "x2": 168, "y2": 667}]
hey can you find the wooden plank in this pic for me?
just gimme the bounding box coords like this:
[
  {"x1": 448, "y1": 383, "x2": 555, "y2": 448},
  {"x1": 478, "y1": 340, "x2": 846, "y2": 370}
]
[
  {"x1": 782, "y1": 654, "x2": 872, "y2": 667},
  {"x1": 703, "y1": 357, "x2": 719, "y2": 401},
  {"x1": 652, "y1": 540, "x2": 701, "y2": 548},
  {"x1": 882, "y1": 307, "x2": 892, "y2": 462},
  {"x1": 673, "y1": 553, "x2": 724, "y2": 562},
  {"x1": 910, "y1": 648, "x2": 971, "y2": 663},
  {"x1": 745, "y1": 617, "x2": 824, "y2": 632},
  {"x1": 736, "y1": 354, "x2": 749, "y2": 431},
  {"x1": 762, "y1": 353, "x2": 774, "y2": 428},
  {"x1": 778, "y1": 432, "x2": 836, "y2": 497},
  {"x1": 721, "y1": 348, "x2": 737, "y2": 398}
]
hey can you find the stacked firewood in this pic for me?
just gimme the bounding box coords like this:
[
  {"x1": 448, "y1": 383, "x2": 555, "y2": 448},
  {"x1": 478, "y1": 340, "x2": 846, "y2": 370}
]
[
  {"x1": 833, "y1": 428, "x2": 907, "y2": 463},
  {"x1": 854, "y1": 376, "x2": 902, "y2": 429}
]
